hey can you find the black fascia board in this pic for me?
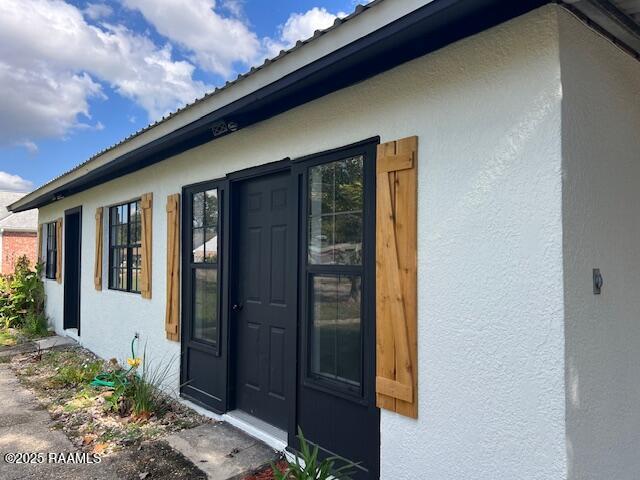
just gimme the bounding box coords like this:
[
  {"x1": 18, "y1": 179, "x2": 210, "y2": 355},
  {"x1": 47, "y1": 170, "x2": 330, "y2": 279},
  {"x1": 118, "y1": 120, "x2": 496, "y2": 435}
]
[{"x1": 14, "y1": 0, "x2": 549, "y2": 212}]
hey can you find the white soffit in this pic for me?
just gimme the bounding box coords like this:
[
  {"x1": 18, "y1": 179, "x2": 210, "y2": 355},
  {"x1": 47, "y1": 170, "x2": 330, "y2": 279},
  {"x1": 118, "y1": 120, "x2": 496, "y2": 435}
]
[
  {"x1": 566, "y1": 0, "x2": 640, "y2": 53},
  {"x1": 613, "y1": 0, "x2": 640, "y2": 21}
]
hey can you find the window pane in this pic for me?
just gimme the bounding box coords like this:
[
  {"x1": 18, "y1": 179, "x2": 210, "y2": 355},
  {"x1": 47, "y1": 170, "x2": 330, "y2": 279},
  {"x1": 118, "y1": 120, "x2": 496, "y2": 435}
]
[
  {"x1": 204, "y1": 227, "x2": 217, "y2": 263},
  {"x1": 204, "y1": 189, "x2": 218, "y2": 227},
  {"x1": 334, "y1": 213, "x2": 362, "y2": 265},
  {"x1": 111, "y1": 247, "x2": 128, "y2": 290},
  {"x1": 193, "y1": 192, "x2": 204, "y2": 228},
  {"x1": 308, "y1": 156, "x2": 363, "y2": 265},
  {"x1": 308, "y1": 215, "x2": 334, "y2": 264},
  {"x1": 309, "y1": 163, "x2": 334, "y2": 217},
  {"x1": 131, "y1": 247, "x2": 141, "y2": 292},
  {"x1": 192, "y1": 227, "x2": 205, "y2": 263},
  {"x1": 192, "y1": 189, "x2": 218, "y2": 263},
  {"x1": 310, "y1": 275, "x2": 362, "y2": 387},
  {"x1": 334, "y1": 156, "x2": 363, "y2": 213},
  {"x1": 193, "y1": 268, "x2": 218, "y2": 343},
  {"x1": 108, "y1": 200, "x2": 142, "y2": 293},
  {"x1": 130, "y1": 202, "x2": 141, "y2": 244}
]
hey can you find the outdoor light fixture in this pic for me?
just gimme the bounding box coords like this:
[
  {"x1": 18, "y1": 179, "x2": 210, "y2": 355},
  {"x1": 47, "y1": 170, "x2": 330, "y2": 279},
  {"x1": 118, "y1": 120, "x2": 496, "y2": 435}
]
[{"x1": 211, "y1": 120, "x2": 239, "y2": 137}]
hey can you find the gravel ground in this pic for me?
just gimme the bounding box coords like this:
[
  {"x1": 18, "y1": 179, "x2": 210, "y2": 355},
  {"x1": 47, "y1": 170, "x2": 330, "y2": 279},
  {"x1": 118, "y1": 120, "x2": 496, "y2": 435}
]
[{"x1": 2, "y1": 345, "x2": 208, "y2": 479}]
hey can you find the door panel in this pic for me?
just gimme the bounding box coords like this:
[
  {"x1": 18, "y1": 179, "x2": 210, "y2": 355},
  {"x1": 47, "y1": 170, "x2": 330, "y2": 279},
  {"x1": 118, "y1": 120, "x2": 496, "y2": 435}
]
[
  {"x1": 63, "y1": 207, "x2": 81, "y2": 333},
  {"x1": 233, "y1": 171, "x2": 293, "y2": 430},
  {"x1": 181, "y1": 182, "x2": 228, "y2": 412}
]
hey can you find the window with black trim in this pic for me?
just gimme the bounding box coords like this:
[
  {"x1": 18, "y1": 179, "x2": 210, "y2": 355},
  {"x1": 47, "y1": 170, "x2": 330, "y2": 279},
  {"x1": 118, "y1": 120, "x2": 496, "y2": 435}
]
[
  {"x1": 305, "y1": 154, "x2": 365, "y2": 392},
  {"x1": 190, "y1": 188, "x2": 220, "y2": 345},
  {"x1": 108, "y1": 200, "x2": 141, "y2": 293},
  {"x1": 45, "y1": 221, "x2": 57, "y2": 279}
]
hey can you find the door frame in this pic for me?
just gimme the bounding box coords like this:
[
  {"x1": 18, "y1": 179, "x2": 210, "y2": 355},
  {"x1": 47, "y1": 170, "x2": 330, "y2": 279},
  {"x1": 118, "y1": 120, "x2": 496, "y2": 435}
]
[
  {"x1": 290, "y1": 137, "x2": 380, "y2": 478},
  {"x1": 63, "y1": 206, "x2": 82, "y2": 334},
  {"x1": 180, "y1": 177, "x2": 230, "y2": 412},
  {"x1": 226, "y1": 158, "x2": 298, "y2": 441}
]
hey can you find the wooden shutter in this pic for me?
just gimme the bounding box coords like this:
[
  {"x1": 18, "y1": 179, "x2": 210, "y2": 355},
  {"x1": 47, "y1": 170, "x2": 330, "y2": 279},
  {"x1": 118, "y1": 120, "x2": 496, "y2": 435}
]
[
  {"x1": 140, "y1": 193, "x2": 153, "y2": 299},
  {"x1": 375, "y1": 136, "x2": 418, "y2": 418},
  {"x1": 165, "y1": 193, "x2": 180, "y2": 341},
  {"x1": 37, "y1": 224, "x2": 43, "y2": 262},
  {"x1": 55, "y1": 217, "x2": 63, "y2": 283},
  {"x1": 94, "y1": 207, "x2": 103, "y2": 290}
]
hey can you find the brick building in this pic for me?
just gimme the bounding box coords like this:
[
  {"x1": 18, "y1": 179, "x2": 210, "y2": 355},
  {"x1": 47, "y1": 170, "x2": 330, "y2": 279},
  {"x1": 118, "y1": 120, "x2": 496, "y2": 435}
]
[{"x1": 0, "y1": 191, "x2": 37, "y2": 274}]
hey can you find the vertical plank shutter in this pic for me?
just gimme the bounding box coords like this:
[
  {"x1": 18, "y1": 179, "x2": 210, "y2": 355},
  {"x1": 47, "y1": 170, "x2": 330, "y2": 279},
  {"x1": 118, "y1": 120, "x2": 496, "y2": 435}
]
[
  {"x1": 37, "y1": 224, "x2": 43, "y2": 262},
  {"x1": 94, "y1": 207, "x2": 103, "y2": 290},
  {"x1": 55, "y1": 217, "x2": 63, "y2": 283},
  {"x1": 165, "y1": 194, "x2": 180, "y2": 341},
  {"x1": 375, "y1": 136, "x2": 418, "y2": 418},
  {"x1": 140, "y1": 192, "x2": 153, "y2": 299}
]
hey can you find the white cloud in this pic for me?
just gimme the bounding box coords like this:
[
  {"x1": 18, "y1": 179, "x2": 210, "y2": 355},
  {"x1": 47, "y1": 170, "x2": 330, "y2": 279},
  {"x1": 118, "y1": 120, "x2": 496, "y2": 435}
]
[
  {"x1": 0, "y1": 172, "x2": 33, "y2": 192},
  {"x1": 280, "y1": 7, "x2": 347, "y2": 47},
  {"x1": 221, "y1": 0, "x2": 244, "y2": 18},
  {"x1": 17, "y1": 141, "x2": 39, "y2": 154},
  {"x1": 122, "y1": 0, "x2": 261, "y2": 77},
  {"x1": 0, "y1": 1, "x2": 353, "y2": 152},
  {"x1": 83, "y1": 2, "x2": 113, "y2": 20},
  {"x1": 0, "y1": 0, "x2": 210, "y2": 147},
  {"x1": 264, "y1": 7, "x2": 347, "y2": 57}
]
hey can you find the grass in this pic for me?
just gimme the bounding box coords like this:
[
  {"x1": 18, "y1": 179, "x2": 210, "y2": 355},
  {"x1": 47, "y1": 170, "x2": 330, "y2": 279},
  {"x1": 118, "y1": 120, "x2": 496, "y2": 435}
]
[
  {"x1": 0, "y1": 329, "x2": 17, "y2": 346},
  {"x1": 10, "y1": 345, "x2": 207, "y2": 455},
  {"x1": 52, "y1": 358, "x2": 104, "y2": 387},
  {"x1": 0, "y1": 324, "x2": 52, "y2": 348}
]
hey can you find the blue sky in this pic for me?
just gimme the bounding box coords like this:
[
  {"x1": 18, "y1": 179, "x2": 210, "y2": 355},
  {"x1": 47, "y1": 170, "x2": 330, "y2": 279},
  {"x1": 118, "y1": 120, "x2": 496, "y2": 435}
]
[{"x1": 0, "y1": 0, "x2": 363, "y2": 192}]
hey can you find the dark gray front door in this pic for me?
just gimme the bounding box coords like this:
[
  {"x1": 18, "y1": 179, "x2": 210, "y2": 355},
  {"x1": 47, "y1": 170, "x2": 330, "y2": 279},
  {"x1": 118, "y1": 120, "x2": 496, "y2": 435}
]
[
  {"x1": 233, "y1": 171, "x2": 294, "y2": 429},
  {"x1": 63, "y1": 207, "x2": 82, "y2": 333}
]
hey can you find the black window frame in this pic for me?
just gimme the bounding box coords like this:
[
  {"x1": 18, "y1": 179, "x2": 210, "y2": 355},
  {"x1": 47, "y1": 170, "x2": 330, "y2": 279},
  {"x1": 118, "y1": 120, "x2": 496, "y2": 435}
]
[
  {"x1": 183, "y1": 181, "x2": 224, "y2": 354},
  {"x1": 108, "y1": 199, "x2": 142, "y2": 293},
  {"x1": 296, "y1": 140, "x2": 377, "y2": 401},
  {"x1": 45, "y1": 221, "x2": 57, "y2": 280}
]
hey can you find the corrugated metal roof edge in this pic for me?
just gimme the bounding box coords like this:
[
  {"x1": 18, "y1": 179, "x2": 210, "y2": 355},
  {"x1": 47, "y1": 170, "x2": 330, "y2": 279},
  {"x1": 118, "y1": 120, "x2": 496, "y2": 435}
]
[{"x1": 18, "y1": 0, "x2": 384, "y2": 199}]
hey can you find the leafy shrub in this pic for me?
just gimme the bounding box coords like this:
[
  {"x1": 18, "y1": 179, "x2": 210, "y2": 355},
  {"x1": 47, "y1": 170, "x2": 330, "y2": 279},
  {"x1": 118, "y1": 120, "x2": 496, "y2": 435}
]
[
  {"x1": 0, "y1": 256, "x2": 47, "y2": 334},
  {"x1": 273, "y1": 428, "x2": 357, "y2": 480}
]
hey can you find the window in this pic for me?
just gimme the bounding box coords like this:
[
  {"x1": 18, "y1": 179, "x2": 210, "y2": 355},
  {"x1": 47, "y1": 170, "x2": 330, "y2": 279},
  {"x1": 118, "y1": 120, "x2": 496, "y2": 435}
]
[
  {"x1": 108, "y1": 200, "x2": 141, "y2": 293},
  {"x1": 45, "y1": 221, "x2": 57, "y2": 279},
  {"x1": 190, "y1": 189, "x2": 220, "y2": 345},
  {"x1": 305, "y1": 154, "x2": 365, "y2": 392}
]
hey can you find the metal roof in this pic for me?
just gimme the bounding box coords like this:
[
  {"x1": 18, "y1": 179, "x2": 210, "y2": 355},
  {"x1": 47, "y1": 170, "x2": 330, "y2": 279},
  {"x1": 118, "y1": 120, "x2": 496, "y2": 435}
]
[
  {"x1": 11, "y1": 0, "x2": 387, "y2": 205},
  {"x1": 0, "y1": 191, "x2": 36, "y2": 231},
  {"x1": 0, "y1": 191, "x2": 25, "y2": 221},
  {"x1": 10, "y1": 0, "x2": 640, "y2": 213}
]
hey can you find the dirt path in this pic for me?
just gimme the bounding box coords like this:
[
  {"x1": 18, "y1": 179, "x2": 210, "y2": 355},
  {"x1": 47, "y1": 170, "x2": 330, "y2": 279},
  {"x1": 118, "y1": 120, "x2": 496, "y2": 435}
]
[
  {"x1": 0, "y1": 361, "x2": 207, "y2": 480},
  {"x1": 0, "y1": 363, "x2": 119, "y2": 479}
]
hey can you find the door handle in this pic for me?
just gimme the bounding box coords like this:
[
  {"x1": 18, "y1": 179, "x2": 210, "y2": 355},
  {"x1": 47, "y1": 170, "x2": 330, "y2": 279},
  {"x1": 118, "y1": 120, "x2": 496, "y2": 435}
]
[{"x1": 232, "y1": 303, "x2": 243, "y2": 312}]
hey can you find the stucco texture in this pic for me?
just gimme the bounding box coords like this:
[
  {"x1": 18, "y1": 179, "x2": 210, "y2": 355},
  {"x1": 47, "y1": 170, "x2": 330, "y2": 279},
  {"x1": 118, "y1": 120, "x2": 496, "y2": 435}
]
[
  {"x1": 39, "y1": 5, "x2": 567, "y2": 479},
  {"x1": 560, "y1": 8, "x2": 640, "y2": 480}
]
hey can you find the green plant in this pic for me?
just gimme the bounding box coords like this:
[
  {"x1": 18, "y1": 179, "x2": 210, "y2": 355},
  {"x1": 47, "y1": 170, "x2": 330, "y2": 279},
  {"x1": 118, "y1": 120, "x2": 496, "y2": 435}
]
[
  {"x1": 0, "y1": 257, "x2": 47, "y2": 332},
  {"x1": 128, "y1": 348, "x2": 175, "y2": 418},
  {"x1": 273, "y1": 428, "x2": 357, "y2": 480},
  {"x1": 102, "y1": 370, "x2": 131, "y2": 414},
  {"x1": 53, "y1": 359, "x2": 103, "y2": 387}
]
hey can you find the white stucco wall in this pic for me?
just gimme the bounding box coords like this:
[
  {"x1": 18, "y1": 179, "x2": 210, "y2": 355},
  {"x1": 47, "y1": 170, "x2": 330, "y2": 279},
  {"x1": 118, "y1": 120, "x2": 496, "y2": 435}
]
[
  {"x1": 39, "y1": 5, "x2": 567, "y2": 479},
  {"x1": 559, "y1": 9, "x2": 640, "y2": 480}
]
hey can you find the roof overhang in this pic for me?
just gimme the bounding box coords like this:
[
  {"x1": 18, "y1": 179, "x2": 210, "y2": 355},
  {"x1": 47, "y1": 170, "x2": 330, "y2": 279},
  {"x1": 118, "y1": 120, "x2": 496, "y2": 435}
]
[
  {"x1": 10, "y1": 0, "x2": 553, "y2": 213},
  {"x1": 565, "y1": 0, "x2": 640, "y2": 54}
]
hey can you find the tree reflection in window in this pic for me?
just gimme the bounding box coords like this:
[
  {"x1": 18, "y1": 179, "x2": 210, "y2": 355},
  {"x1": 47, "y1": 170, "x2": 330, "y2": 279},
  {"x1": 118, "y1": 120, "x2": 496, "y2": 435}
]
[{"x1": 308, "y1": 156, "x2": 363, "y2": 265}]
